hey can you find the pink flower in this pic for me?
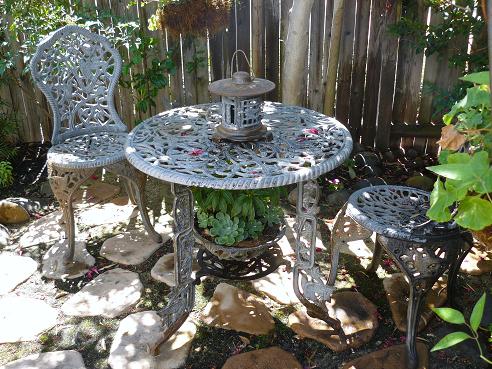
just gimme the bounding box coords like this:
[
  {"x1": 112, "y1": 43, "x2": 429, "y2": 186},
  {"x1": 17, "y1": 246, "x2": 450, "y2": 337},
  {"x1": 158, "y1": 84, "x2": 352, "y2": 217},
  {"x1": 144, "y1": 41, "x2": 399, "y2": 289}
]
[
  {"x1": 180, "y1": 131, "x2": 190, "y2": 136},
  {"x1": 90, "y1": 175, "x2": 99, "y2": 180},
  {"x1": 306, "y1": 128, "x2": 319, "y2": 135},
  {"x1": 189, "y1": 149, "x2": 205, "y2": 156},
  {"x1": 86, "y1": 266, "x2": 100, "y2": 280},
  {"x1": 383, "y1": 258, "x2": 394, "y2": 267},
  {"x1": 315, "y1": 247, "x2": 323, "y2": 253}
]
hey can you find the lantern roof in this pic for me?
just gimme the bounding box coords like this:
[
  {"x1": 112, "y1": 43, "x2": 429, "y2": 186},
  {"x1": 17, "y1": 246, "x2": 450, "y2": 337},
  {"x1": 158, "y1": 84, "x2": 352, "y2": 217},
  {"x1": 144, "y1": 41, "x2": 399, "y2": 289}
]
[{"x1": 209, "y1": 71, "x2": 275, "y2": 98}]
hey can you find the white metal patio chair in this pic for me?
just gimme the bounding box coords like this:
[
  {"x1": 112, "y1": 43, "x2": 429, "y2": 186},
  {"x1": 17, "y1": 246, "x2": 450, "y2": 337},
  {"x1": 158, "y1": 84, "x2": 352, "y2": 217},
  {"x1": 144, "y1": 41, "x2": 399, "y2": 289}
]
[{"x1": 30, "y1": 25, "x2": 162, "y2": 277}]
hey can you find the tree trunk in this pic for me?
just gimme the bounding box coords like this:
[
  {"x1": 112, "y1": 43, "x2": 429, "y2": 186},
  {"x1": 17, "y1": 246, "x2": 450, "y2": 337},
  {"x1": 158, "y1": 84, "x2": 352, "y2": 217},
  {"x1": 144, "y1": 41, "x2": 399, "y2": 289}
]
[
  {"x1": 323, "y1": 0, "x2": 345, "y2": 116},
  {"x1": 282, "y1": 0, "x2": 314, "y2": 105}
]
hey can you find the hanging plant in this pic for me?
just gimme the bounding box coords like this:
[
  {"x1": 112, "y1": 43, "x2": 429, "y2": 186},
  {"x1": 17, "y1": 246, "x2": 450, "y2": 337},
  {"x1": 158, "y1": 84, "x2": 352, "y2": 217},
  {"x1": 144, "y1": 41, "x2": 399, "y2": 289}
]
[{"x1": 153, "y1": 0, "x2": 232, "y2": 37}]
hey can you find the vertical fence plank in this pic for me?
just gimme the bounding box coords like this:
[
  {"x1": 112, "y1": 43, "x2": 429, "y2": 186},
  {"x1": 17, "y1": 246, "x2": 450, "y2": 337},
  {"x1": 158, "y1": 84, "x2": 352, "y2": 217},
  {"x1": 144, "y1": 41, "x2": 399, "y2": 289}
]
[
  {"x1": 279, "y1": 0, "x2": 293, "y2": 101},
  {"x1": 265, "y1": 0, "x2": 280, "y2": 101},
  {"x1": 307, "y1": 0, "x2": 326, "y2": 112},
  {"x1": 335, "y1": 0, "x2": 356, "y2": 124},
  {"x1": 168, "y1": 34, "x2": 185, "y2": 107},
  {"x1": 348, "y1": 0, "x2": 370, "y2": 141},
  {"x1": 182, "y1": 36, "x2": 209, "y2": 105},
  {"x1": 375, "y1": 1, "x2": 401, "y2": 150},
  {"x1": 228, "y1": 0, "x2": 250, "y2": 71},
  {"x1": 251, "y1": 0, "x2": 265, "y2": 78}
]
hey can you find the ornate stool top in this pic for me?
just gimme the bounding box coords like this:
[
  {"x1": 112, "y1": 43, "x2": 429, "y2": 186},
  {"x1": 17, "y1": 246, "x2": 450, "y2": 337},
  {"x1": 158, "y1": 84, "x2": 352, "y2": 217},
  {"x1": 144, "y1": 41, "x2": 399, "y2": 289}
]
[{"x1": 346, "y1": 185, "x2": 460, "y2": 242}]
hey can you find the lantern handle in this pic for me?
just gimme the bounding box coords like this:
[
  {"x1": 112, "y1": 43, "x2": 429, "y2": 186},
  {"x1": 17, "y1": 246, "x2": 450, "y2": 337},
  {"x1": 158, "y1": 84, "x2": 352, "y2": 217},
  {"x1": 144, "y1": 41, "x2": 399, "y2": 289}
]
[{"x1": 230, "y1": 50, "x2": 255, "y2": 80}]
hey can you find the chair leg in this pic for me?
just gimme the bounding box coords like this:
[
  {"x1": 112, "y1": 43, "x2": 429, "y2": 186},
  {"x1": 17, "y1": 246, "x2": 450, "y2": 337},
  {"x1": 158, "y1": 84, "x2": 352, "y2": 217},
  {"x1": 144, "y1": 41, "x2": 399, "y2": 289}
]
[
  {"x1": 48, "y1": 164, "x2": 95, "y2": 260},
  {"x1": 447, "y1": 233, "x2": 473, "y2": 308},
  {"x1": 367, "y1": 235, "x2": 383, "y2": 273},
  {"x1": 123, "y1": 179, "x2": 137, "y2": 205},
  {"x1": 106, "y1": 160, "x2": 162, "y2": 243}
]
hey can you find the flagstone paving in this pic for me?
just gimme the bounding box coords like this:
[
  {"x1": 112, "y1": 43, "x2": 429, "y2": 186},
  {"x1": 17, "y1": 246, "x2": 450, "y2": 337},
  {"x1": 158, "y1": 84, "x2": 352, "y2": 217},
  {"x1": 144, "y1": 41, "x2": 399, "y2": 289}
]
[
  {"x1": 222, "y1": 346, "x2": 303, "y2": 369},
  {"x1": 250, "y1": 264, "x2": 299, "y2": 305},
  {"x1": 18, "y1": 210, "x2": 66, "y2": 248},
  {"x1": 0, "y1": 350, "x2": 87, "y2": 369},
  {"x1": 155, "y1": 318, "x2": 197, "y2": 369},
  {"x1": 151, "y1": 251, "x2": 200, "y2": 287},
  {"x1": 0, "y1": 296, "x2": 58, "y2": 343},
  {"x1": 0, "y1": 254, "x2": 37, "y2": 295},
  {"x1": 61, "y1": 268, "x2": 142, "y2": 318},
  {"x1": 460, "y1": 245, "x2": 492, "y2": 275},
  {"x1": 41, "y1": 241, "x2": 95, "y2": 279}
]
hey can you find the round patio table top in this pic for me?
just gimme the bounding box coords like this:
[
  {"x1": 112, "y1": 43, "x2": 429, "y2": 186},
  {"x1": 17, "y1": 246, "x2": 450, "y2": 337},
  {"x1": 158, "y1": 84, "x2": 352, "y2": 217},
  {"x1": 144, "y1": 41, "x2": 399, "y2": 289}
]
[{"x1": 125, "y1": 102, "x2": 353, "y2": 190}]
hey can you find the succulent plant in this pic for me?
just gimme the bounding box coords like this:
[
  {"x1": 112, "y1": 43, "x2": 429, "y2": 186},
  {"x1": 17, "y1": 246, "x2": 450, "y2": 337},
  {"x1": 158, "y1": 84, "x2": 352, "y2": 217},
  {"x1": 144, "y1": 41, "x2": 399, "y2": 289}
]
[{"x1": 209, "y1": 212, "x2": 243, "y2": 246}]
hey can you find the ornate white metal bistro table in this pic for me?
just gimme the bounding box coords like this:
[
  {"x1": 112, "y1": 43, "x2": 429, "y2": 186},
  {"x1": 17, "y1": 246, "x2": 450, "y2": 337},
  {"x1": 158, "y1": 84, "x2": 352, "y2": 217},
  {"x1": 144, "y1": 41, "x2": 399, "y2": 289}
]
[{"x1": 125, "y1": 101, "x2": 352, "y2": 339}]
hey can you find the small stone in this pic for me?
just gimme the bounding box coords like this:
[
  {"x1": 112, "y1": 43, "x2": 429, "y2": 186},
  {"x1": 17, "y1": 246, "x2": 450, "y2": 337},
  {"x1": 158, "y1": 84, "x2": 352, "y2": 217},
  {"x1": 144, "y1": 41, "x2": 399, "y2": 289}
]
[
  {"x1": 460, "y1": 245, "x2": 492, "y2": 275},
  {"x1": 41, "y1": 240, "x2": 95, "y2": 279},
  {"x1": 108, "y1": 311, "x2": 164, "y2": 369},
  {"x1": 406, "y1": 148, "x2": 419, "y2": 159},
  {"x1": 39, "y1": 181, "x2": 53, "y2": 197},
  {"x1": 0, "y1": 350, "x2": 87, "y2": 369},
  {"x1": 155, "y1": 318, "x2": 197, "y2": 369},
  {"x1": 151, "y1": 252, "x2": 199, "y2": 287},
  {"x1": 201, "y1": 283, "x2": 274, "y2": 335},
  {"x1": 0, "y1": 254, "x2": 37, "y2": 295},
  {"x1": 19, "y1": 210, "x2": 66, "y2": 248},
  {"x1": 61, "y1": 268, "x2": 142, "y2": 318},
  {"x1": 473, "y1": 227, "x2": 492, "y2": 250},
  {"x1": 77, "y1": 196, "x2": 136, "y2": 227},
  {"x1": 353, "y1": 151, "x2": 382, "y2": 177},
  {"x1": 0, "y1": 296, "x2": 58, "y2": 343},
  {"x1": 222, "y1": 347, "x2": 303, "y2": 369},
  {"x1": 341, "y1": 342, "x2": 428, "y2": 369},
  {"x1": 101, "y1": 229, "x2": 169, "y2": 265},
  {"x1": 73, "y1": 181, "x2": 120, "y2": 208},
  {"x1": 325, "y1": 189, "x2": 350, "y2": 210},
  {"x1": 0, "y1": 200, "x2": 30, "y2": 224},
  {"x1": 287, "y1": 188, "x2": 297, "y2": 206},
  {"x1": 405, "y1": 175, "x2": 435, "y2": 191},
  {"x1": 0, "y1": 224, "x2": 9, "y2": 247},
  {"x1": 383, "y1": 273, "x2": 447, "y2": 332},
  {"x1": 350, "y1": 177, "x2": 387, "y2": 191},
  {"x1": 288, "y1": 291, "x2": 378, "y2": 352},
  {"x1": 4, "y1": 197, "x2": 42, "y2": 216},
  {"x1": 250, "y1": 266, "x2": 299, "y2": 305},
  {"x1": 383, "y1": 150, "x2": 396, "y2": 163}
]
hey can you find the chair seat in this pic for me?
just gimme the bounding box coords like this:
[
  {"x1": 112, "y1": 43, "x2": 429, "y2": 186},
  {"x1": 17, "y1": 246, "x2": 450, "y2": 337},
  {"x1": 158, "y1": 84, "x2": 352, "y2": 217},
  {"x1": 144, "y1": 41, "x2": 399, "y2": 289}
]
[
  {"x1": 48, "y1": 131, "x2": 127, "y2": 169},
  {"x1": 346, "y1": 185, "x2": 460, "y2": 242}
]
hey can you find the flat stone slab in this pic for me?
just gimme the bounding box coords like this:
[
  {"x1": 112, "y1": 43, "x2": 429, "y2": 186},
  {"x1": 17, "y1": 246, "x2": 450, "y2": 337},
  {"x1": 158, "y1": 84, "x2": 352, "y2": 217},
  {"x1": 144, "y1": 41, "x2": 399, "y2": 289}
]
[
  {"x1": 0, "y1": 296, "x2": 58, "y2": 343},
  {"x1": 0, "y1": 254, "x2": 37, "y2": 295},
  {"x1": 151, "y1": 251, "x2": 199, "y2": 287},
  {"x1": 341, "y1": 342, "x2": 429, "y2": 369},
  {"x1": 383, "y1": 273, "x2": 447, "y2": 332},
  {"x1": 0, "y1": 350, "x2": 86, "y2": 369},
  {"x1": 201, "y1": 283, "x2": 274, "y2": 335},
  {"x1": 288, "y1": 291, "x2": 378, "y2": 352},
  {"x1": 155, "y1": 318, "x2": 197, "y2": 369},
  {"x1": 101, "y1": 230, "x2": 168, "y2": 265},
  {"x1": 109, "y1": 312, "x2": 196, "y2": 369},
  {"x1": 0, "y1": 200, "x2": 30, "y2": 224},
  {"x1": 222, "y1": 347, "x2": 303, "y2": 369},
  {"x1": 77, "y1": 196, "x2": 136, "y2": 227},
  {"x1": 250, "y1": 265, "x2": 299, "y2": 305},
  {"x1": 19, "y1": 211, "x2": 66, "y2": 248},
  {"x1": 460, "y1": 245, "x2": 492, "y2": 276},
  {"x1": 41, "y1": 241, "x2": 95, "y2": 279},
  {"x1": 73, "y1": 181, "x2": 120, "y2": 209},
  {"x1": 61, "y1": 268, "x2": 142, "y2": 318},
  {"x1": 0, "y1": 224, "x2": 9, "y2": 247}
]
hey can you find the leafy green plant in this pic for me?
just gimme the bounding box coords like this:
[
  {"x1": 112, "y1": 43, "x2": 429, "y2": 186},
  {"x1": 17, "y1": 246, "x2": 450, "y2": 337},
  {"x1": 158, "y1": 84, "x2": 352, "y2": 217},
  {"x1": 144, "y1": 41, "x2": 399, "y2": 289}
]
[
  {"x1": 0, "y1": 161, "x2": 13, "y2": 187},
  {"x1": 426, "y1": 71, "x2": 492, "y2": 230},
  {"x1": 432, "y1": 292, "x2": 492, "y2": 365},
  {"x1": 193, "y1": 187, "x2": 285, "y2": 247}
]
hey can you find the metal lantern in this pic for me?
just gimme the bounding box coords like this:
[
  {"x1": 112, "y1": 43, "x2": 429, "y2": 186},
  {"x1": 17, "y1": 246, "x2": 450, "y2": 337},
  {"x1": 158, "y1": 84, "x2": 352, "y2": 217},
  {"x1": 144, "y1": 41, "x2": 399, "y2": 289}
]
[{"x1": 208, "y1": 50, "x2": 275, "y2": 141}]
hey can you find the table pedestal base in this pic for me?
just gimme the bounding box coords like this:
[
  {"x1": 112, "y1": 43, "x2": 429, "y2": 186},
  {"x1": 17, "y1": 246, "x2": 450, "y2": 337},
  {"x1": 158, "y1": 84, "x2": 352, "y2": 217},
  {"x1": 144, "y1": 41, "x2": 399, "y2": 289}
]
[{"x1": 195, "y1": 246, "x2": 288, "y2": 281}]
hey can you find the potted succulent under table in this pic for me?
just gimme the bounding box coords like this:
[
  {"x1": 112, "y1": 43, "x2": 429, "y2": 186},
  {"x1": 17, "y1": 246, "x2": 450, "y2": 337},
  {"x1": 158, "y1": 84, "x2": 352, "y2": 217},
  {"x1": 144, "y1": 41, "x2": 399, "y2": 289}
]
[
  {"x1": 192, "y1": 187, "x2": 286, "y2": 261},
  {"x1": 426, "y1": 71, "x2": 492, "y2": 248},
  {"x1": 151, "y1": 0, "x2": 232, "y2": 37}
]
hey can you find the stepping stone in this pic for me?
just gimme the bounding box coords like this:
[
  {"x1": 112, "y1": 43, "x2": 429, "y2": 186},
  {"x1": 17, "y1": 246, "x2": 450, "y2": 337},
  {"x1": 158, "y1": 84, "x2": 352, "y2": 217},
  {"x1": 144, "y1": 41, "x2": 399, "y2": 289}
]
[
  {"x1": 108, "y1": 312, "x2": 196, "y2": 369},
  {"x1": 222, "y1": 347, "x2": 303, "y2": 369},
  {"x1": 0, "y1": 200, "x2": 30, "y2": 224},
  {"x1": 155, "y1": 318, "x2": 197, "y2": 369},
  {"x1": 77, "y1": 196, "x2": 136, "y2": 227},
  {"x1": 0, "y1": 350, "x2": 86, "y2": 369},
  {"x1": 61, "y1": 268, "x2": 142, "y2": 318},
  {"x1": 0, "y1": 254, "x2": 37, "y2": 295},
  {"x1": 383, "y1": 273, "x2": 447, "y2": 332},
  {"x1": 279, "y1": 217, "x2": 326, "y2": 256},
  {"x1": 151, "y1": 251, "x2": 199, "y2": 287},
  {"x1": 73, "y1": 181, "x2": 120, "y2": 209},
  {"x1": 0, "y1": 296, "x2": 58, "y2": 343},
  {"x1": 0, "y1": 224, "x2": 9, "y2": 247},
  {"x1": 101, "y1": 230, "x2": 169, "y2": 265},
  {"x1": 288, "y1": 291, "x2": 378, "y2": 352},
  {"x1": 460, "y1": 245, "x2": 492, "y2": 276},
  {"x1": 19, "y1": 210, "x2": 66, "y2": 248},
  {"x1": 341, "y1": 342, "x2": 429, "y2": 369},
  {"x1": 201, "y1": 283, "x2": 274, "y2": 335},
  {"x1": 41, "y1": 241, "x2": 95, "y2": 279},
  {"x1": 250, "y1": 265, "x2": 299, "y2": 305}
]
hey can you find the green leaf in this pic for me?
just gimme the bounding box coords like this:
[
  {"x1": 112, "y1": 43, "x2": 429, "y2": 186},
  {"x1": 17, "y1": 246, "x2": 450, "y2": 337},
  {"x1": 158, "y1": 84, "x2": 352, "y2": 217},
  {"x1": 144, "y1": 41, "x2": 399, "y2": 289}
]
[
  {"x1": 431, "y1": 332, "x2": 471, "y2": 352},
  {"x1": 455, "y1": 197, "x2": 492, "y2": 230},
  {"x1": 470, "y1": 292, "x2": 487, "y2": 332},
  {"x1": 427, "y1": 164, "x2": 471, "y2": 180},
  {"x1": 426, "y1": 180, "x2": 454, "y2": 222},
  {"x1": 460, "y1": 71, "x2": 490, "y2": 85},
  {"x1": 433, "y1": 307, "x2": 466, "y2": 324}
]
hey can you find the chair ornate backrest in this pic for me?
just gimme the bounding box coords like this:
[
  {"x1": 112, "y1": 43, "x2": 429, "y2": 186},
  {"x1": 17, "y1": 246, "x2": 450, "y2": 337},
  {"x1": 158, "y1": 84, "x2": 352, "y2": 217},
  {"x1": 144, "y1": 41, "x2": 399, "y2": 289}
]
[{"x1": 30, "y1": 25, "x2": 127, "y2": 145}]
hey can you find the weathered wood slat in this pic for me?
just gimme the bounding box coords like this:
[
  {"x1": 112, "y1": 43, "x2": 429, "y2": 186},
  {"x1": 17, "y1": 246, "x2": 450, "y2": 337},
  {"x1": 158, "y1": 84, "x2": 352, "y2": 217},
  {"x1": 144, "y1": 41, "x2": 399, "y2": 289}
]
[
  {"x1": 347, "y1": 0, "x2": 370, "y2": 141},
  {"x1": 265, "y1": 0, "x2": 280, "y2": 101},
  {"x1": 279, "y1": 0, "x2": 293, "y2": 101},
  {"x1": 251, "y1": 0, "x2": 265, "y2": 78},
  {"x1": 182, "y1": 37, "x2": 209, "y2": 105},
  {"x1": 307, "y1": 0, "x2": 326, "y2": 112}
]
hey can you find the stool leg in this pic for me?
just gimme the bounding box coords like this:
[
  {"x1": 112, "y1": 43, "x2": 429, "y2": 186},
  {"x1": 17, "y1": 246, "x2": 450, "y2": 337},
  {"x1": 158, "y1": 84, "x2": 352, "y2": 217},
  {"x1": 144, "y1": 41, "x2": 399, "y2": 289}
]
[
  {"x1": 367, "y1": 236, "x2": 383, "y2": 273},
  {"x1": 406, "y1": 281, "x2": 427, "y2": 369},
  {"x1": 447, "y1": 234, "x2": 473, "y2": 308}
]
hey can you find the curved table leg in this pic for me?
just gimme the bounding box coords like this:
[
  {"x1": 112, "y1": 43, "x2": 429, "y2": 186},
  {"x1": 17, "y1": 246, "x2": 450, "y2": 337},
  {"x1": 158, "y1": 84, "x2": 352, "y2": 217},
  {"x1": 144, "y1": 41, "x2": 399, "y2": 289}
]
[
  {"x1": 447, "y1": 233, "x2": 473, "y2": 308},
  {"x1": 293, "y1": 180, "x2": 341, "y2": 332},
  {"x1": 159, "y1": 183, "x2": 195, "y2": 339}
]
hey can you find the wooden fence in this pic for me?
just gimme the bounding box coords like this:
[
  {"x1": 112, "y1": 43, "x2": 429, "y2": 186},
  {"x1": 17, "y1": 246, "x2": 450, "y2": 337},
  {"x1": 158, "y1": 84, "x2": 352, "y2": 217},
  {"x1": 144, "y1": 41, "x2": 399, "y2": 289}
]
[{"x1": 2, "y1": 0, "x2": 469, "y2": 155}]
